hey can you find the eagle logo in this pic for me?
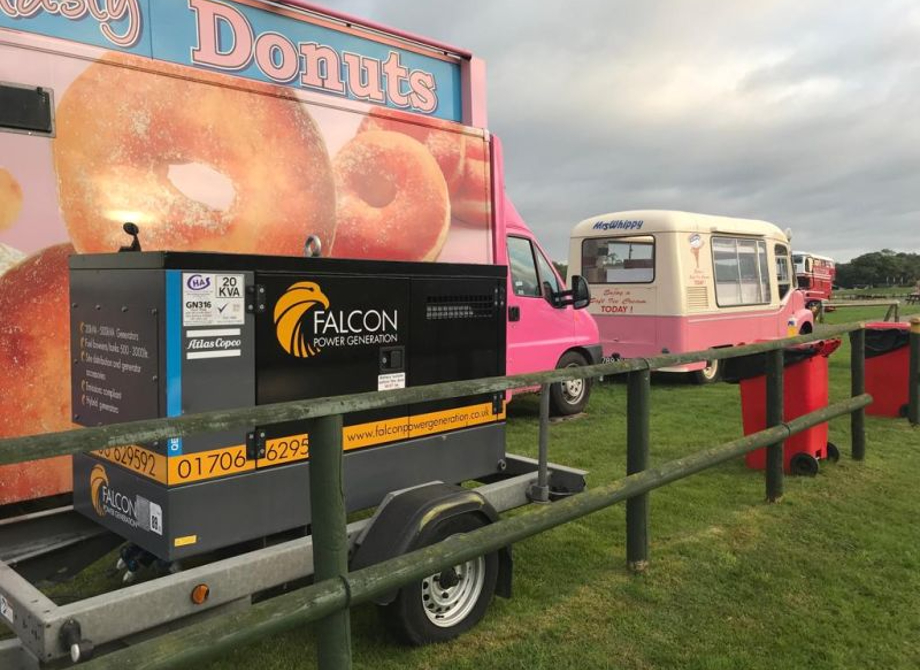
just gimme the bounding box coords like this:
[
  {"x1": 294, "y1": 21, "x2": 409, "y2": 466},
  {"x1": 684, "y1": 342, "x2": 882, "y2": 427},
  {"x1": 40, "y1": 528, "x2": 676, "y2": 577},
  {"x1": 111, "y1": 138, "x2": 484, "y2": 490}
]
[
  {"x1": 90, "y1": 464, "x2": 109, "y2": 517},
  {"x1": 274, "y1": 282, "x2": 331, "y2": 358}
]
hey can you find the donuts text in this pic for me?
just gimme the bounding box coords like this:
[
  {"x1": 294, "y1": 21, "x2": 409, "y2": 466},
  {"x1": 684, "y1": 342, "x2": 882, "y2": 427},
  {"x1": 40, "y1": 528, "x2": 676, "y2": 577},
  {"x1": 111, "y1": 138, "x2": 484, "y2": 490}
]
[
  {"x1": 189, "y1": 0, "x2": 439, "y2": 114},
  {"x1": 0, "y1": 0, "x2": 141, "y2": 47}
]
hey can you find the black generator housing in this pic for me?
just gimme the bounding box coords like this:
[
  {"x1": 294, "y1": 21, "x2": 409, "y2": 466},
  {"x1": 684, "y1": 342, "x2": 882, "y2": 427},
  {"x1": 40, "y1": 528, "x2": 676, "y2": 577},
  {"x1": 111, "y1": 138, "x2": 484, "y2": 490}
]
[{"x1": 70, "y1": 252, "x2": 507, "y2": 561}]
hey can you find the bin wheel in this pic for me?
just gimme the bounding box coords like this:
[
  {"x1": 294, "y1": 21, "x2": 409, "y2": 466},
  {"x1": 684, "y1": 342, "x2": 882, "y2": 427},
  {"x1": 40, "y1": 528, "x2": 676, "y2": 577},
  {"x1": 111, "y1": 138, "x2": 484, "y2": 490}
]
[
  {"x1": 899, "y1": 404, "x2": 909, "y2": 418},
  {"x1": 790, "y1": 453, "x2": 819, "y2": 477},
  {"x1": 381, "y1": 513, "x2": 498, "y2": 645},
  {"x1": 825, "y1": 442, "x2": 840, "y2": 463}
]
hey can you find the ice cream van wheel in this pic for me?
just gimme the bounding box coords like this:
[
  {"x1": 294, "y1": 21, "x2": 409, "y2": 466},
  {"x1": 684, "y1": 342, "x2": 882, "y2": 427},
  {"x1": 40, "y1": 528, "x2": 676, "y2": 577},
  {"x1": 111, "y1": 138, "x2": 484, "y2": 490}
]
[
  {"x1": 790, "y1": 453, "x2": 819, "y2": 477},
  {"x1": 382, "y1": 513, "x2": 498, "y2": 645},
  {"x1": 825, "y1": 442, "x2": 840, "y2": 463},
  {"x1": 692, "y1": 359, "x2": 722, "y2": 385}
]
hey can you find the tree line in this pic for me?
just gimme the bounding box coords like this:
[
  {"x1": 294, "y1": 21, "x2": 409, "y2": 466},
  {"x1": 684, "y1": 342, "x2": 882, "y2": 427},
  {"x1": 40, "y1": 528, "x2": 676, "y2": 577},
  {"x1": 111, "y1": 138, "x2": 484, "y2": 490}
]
[{"x1": 835, "y1": 250, "x2": 920, "y2": 289}]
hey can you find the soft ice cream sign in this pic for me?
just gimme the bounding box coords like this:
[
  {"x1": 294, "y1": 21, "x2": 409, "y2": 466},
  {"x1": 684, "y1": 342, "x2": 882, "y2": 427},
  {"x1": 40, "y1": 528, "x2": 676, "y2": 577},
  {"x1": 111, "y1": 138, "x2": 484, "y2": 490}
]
[{"x1": 0, "y1": 0, "x2": 462, "y2": 120}]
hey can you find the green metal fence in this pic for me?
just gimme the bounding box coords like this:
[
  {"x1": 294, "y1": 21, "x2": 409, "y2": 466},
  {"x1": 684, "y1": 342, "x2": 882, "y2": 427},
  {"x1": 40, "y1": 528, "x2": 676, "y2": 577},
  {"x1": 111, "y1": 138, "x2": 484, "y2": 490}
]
[{"x1": 1, "y1": 320, "x2": 918, "y2": 669}]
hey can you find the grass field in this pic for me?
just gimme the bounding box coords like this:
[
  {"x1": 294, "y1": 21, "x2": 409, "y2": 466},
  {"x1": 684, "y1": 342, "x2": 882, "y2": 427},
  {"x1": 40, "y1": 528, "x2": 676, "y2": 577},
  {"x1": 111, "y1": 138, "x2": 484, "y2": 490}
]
[
  {"x1": 6, "y1": 304, "x2": 914, "y2": 668},
  {"x1": 194, "y1": 306, "x2": 919, "y2": 669}
]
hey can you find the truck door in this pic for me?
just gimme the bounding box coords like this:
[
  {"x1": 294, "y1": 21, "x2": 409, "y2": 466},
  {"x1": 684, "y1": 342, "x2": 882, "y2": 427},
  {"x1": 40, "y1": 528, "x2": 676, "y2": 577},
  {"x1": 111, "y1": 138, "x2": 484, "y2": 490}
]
[{"x1": 505, "y1": 235, "x2": 572, "y2": 375}]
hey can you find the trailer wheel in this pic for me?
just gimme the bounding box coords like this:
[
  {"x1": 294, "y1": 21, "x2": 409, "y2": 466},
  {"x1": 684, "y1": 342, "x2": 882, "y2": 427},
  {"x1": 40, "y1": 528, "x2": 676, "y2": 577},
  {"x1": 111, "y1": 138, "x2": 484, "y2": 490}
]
[
  {"x1": 550, "y1": 351, "x2": 592, "y2": 415},
  {"x1": 691, "y1": 359, "x2": 721, "y2": 385},
  {"x1": 790, "y1": 453, "x2": 819, "y2": 477},
  {"x1": 382, "y1": 513, "x2": 498, "y2": 645},
  {"x1": 826, "y1": 442, "x2": 840, "y2": 463}
]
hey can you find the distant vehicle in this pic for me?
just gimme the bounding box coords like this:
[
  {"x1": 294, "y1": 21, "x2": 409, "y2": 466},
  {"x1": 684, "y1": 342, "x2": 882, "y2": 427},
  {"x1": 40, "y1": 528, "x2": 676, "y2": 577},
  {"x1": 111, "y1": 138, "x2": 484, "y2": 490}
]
[
  {"x1": 568, "y1": 211, "x2": 815, "y2": 383},
  {"x1": 793, "y1": 252, "x2": 836, "y2": 311}
]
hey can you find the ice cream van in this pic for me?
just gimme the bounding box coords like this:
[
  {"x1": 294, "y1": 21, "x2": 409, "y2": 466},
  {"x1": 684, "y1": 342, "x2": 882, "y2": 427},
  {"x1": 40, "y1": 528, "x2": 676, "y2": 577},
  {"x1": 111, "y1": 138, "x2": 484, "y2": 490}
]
[
  {"x1": 0, "y1": 0, "x2": 599, "y2": 506},
  {"x1": 568, "y1": 210, "x2": 814, "y2": 382}
]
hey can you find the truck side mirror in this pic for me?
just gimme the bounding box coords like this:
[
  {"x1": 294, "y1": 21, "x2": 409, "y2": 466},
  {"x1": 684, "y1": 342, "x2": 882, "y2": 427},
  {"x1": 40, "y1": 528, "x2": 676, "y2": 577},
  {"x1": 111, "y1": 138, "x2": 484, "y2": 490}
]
[
  {"x1": 571, "y1": 275, "x2": 590, "y2": 310},
  {"x1": 545, "y1": 275, "x2": 591, "y2": 309}
]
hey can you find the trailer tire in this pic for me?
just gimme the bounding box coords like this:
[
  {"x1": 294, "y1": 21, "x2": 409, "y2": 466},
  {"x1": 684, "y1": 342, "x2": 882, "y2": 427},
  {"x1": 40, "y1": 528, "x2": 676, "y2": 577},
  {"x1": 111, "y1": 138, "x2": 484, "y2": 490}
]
[
  {"x1": 550, "y1": 351, "x2": 592, "y2": 416},
  {"x1": 382, "y1": 513, "x2": 498, "y2": 645}
]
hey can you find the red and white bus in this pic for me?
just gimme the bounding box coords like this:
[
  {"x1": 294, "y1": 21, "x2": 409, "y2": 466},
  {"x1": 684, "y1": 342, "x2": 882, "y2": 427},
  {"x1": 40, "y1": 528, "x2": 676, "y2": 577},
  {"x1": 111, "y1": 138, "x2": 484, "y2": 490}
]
[{"x1": 793, "y1": 252, "x2": 836, "y2": 311}]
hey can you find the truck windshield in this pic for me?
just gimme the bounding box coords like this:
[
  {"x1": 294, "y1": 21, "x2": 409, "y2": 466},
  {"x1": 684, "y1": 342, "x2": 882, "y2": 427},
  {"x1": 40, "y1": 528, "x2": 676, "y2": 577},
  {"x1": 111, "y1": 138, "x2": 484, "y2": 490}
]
[{"x1": 581, "y1": 236, "x2": 655, "y2": 284}]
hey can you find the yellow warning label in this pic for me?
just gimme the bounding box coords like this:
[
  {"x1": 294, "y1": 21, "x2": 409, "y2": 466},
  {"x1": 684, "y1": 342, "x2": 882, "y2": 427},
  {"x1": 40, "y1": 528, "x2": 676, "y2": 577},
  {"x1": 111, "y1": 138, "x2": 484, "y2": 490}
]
[
  {"x1": 92, "y1": 445, "x2": 168, "y2": 484},
  {"x1": 257, "y1": 434, "x2": 309, "y2": 467},
  {"x1": 174, "y1": 535, "x2": 198, "y2": 547},
  {"x1": 168, "y1": 444, "x2": 254, "y2": 484}
]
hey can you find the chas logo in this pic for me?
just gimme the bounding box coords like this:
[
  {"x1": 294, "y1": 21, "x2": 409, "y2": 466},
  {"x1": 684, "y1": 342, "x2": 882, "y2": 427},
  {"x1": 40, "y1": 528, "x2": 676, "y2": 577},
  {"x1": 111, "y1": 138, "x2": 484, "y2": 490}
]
[
  {"x1": 274, "y1": 282, "x2": 331, "y2": 358},
  {"x1": 186, "y1": 274, "x2": 211, "y2": 291}
]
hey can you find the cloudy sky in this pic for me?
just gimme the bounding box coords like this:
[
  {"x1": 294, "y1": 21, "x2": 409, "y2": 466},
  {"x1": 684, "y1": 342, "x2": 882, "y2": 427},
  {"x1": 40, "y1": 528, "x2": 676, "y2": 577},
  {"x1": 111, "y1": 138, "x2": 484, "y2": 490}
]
[{"x1": 336, "y1": 0, "x2": 919, "y2": 263}]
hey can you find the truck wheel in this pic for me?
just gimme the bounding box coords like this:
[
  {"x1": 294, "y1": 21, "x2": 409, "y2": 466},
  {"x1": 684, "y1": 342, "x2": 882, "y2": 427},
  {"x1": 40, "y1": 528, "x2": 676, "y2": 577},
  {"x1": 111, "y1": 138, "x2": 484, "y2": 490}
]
[
  {"x1": 826, "y1": 443, "x2": 840, "y2": 463},
  {"x1": 382, "y1": 514, "x2": 498, "y2": 645},
  {"x1": 691, "y1": 359, "x2": 721, "y2": 385},
  {"x1": 549, "y1": 351, "x2": 592, "y2": 415}
]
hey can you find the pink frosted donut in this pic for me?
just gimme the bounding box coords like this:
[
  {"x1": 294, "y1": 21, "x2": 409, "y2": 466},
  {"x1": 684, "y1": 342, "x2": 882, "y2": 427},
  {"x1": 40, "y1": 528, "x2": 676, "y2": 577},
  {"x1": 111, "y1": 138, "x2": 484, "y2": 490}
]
[{"x1": 332, "y1": 131, "x2": 449, "y2": 261}]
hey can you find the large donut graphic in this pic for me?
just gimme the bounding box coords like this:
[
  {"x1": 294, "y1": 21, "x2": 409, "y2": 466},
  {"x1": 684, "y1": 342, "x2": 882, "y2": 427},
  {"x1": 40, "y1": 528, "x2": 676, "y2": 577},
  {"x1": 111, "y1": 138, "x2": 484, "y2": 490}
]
[
  {"x1": 90, "y1": 464, "x2": 109, "y2": 517},
  {"x1": 273, "y1": 282, "x2": 331, "y2": 358}
]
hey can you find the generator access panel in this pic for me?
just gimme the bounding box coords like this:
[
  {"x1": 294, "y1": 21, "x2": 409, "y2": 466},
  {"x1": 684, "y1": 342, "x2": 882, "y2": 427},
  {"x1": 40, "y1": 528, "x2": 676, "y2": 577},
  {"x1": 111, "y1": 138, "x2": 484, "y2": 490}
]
[{"x1": 70, "y1": 252, "x2": 507, "y2": 561}]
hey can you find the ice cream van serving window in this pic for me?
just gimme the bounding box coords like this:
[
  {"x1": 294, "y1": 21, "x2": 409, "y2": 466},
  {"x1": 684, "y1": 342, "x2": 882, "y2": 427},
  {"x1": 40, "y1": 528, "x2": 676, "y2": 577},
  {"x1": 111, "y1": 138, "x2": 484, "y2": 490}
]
[
  {"x1": 712, "y1": 236, "x2": 772, "y2": 307},
  {"x1": 581, "y1": 236, "x2": 655, "y2": 284}
]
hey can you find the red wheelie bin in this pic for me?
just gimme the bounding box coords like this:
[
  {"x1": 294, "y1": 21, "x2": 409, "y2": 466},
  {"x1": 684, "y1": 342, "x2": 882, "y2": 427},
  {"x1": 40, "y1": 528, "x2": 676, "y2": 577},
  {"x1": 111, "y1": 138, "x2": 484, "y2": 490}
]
[
  {"x1": 864, "y1": 322, "x2": 911, "y2": 418},
  {"x1": 723, "y1": 340, "x2": 841, "y2": 476}
]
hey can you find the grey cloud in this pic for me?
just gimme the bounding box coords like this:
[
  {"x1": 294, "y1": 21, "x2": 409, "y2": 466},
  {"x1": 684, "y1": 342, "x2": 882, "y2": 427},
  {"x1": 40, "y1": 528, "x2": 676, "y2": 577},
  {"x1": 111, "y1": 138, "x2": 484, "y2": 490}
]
[{"x1": 333, "y1": 0, "x2": 920, "y2": 262}]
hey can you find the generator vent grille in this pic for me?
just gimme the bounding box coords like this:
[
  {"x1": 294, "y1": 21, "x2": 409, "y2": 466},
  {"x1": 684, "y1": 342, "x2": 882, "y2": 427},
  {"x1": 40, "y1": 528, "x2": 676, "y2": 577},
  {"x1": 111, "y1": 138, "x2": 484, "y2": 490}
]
[
  {"x1": 426, "y1": 295, "x2": 495, "y2": 320},
  {"x1": 686, "y1": 286, "x2": 710, "y2": 311}
]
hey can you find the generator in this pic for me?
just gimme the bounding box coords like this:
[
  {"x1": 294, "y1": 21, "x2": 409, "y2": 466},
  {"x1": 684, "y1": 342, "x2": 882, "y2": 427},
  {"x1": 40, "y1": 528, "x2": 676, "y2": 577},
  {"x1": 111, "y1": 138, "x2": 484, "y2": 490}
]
[{"x1": 70, "y1": 252, "x2": 507, "y2": 561}]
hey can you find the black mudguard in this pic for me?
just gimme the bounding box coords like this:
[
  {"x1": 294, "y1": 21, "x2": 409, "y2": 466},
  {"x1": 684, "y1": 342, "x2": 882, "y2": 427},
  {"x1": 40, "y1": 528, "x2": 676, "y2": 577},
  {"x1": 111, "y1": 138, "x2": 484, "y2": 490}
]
[{"x1": 350, "y1": 481, "x2": 512, "y2": 605}]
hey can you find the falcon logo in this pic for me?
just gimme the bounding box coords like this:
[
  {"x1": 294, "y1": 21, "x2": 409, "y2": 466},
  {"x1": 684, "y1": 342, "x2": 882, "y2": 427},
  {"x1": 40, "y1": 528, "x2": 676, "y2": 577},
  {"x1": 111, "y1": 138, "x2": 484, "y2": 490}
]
[
  {"x1": 90, "y1": 464, "x2": 109, "y2": 517},
  {"x1": 274, "y1": 282, "x2": 331, "y2": 358}
]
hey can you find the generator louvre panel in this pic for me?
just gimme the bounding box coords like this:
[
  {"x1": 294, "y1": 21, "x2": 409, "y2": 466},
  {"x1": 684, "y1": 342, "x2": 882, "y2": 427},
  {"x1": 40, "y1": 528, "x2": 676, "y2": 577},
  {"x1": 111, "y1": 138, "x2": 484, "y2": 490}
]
[{"x1": 426, "y1": 294, "x2": 496, "y2": 320}]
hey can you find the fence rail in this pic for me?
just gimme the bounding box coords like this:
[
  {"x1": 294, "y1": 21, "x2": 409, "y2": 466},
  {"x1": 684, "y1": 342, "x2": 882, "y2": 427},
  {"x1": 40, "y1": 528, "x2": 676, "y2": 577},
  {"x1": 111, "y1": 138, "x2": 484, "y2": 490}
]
[
  {"x1": 818, "y1": 300, "x2": 900, "y2": 324},
  {"x1": 1, "y1": 320, "x2": 918, "y2": 670}
]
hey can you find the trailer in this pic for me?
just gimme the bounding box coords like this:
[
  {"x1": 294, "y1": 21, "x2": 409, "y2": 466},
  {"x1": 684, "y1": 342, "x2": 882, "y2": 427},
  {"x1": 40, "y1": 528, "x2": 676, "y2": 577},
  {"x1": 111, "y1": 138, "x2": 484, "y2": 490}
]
[{"x1": 0, "y1": 249, "x2": 589, "y2": 667}]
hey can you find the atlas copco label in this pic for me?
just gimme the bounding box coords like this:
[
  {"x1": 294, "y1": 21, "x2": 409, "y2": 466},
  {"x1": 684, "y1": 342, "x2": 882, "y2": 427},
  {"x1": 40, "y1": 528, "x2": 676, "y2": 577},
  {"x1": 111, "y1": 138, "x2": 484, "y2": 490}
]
[{"x1": 274, "y1": 281, "x2": 399, "y2": 358}]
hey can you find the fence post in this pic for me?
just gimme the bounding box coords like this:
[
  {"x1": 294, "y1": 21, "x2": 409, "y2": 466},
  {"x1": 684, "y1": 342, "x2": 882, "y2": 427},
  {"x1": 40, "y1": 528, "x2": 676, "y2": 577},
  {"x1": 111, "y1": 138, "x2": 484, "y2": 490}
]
[
  {"x1": 910, "y1": 318, "x2": 920, "y2": 426},
  {"x1": 765, "y1": 349, "x2": 784, "y2": 502},
  {"x1": 309, "y1": 414, "x2": 353, "y2": 670},
  {"x1": 850, "y1": 328, "x2": 867, "y2": 458},
  {"x1": 626, "y1": 367, "x2": 650, "y2": 573}
]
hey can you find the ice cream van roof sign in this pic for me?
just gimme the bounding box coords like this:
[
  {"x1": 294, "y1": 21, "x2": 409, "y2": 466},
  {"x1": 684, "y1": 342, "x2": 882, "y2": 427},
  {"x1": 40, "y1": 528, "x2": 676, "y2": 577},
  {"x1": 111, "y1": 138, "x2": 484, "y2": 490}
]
[
  {"x1": 0, "y1": 0, "x2": 462, "y2": 121},
  {"x1": 593, "y1": 220, "x2": 644, "y2": 231}
]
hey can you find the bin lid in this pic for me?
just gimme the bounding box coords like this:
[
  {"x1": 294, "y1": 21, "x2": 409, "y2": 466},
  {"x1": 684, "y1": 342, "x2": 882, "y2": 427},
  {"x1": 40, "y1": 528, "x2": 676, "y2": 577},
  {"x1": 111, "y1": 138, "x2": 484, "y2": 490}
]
[
  {"x1": 864, "y1": 324, "x2": 910, "y2": 358},
  {"x1": 722, "y1": 339, "x2": 840, "y2": 383}
]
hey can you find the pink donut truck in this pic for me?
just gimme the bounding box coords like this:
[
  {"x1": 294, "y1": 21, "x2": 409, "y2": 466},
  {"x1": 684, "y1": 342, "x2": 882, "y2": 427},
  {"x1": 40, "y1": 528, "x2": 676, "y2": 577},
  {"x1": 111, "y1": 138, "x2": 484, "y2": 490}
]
[{"x1": 0, "y1": 0, "x2": 599, "y2": 506}]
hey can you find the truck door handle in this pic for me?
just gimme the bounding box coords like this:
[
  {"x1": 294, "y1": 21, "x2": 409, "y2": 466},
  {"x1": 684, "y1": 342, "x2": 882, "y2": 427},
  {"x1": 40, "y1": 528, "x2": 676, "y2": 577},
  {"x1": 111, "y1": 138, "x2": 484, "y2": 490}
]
[{"x1": 508, "y1": 306, "x2": 521, "y2": 322}]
